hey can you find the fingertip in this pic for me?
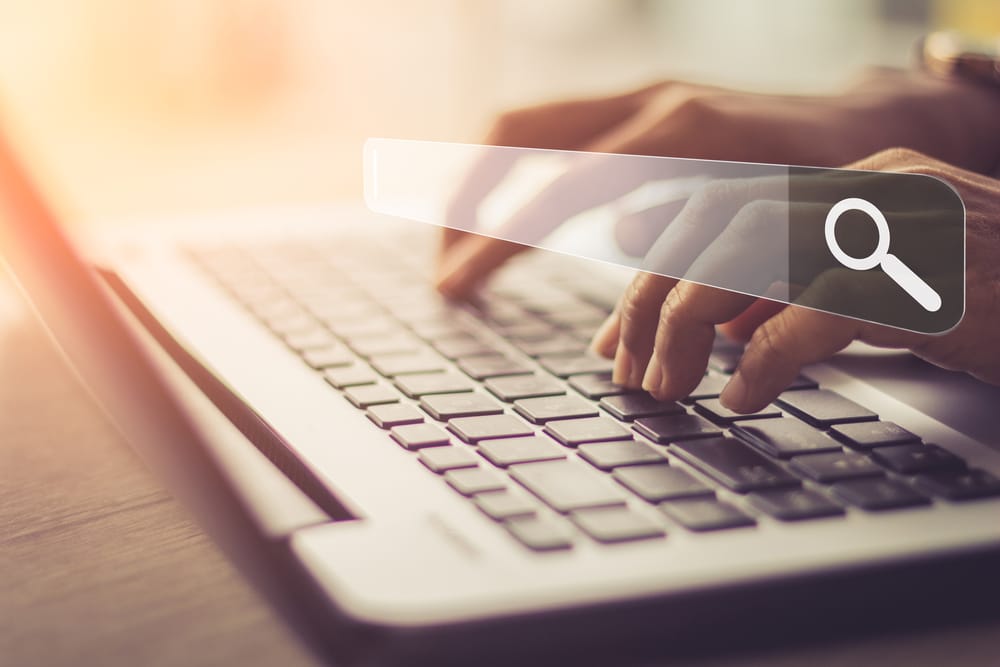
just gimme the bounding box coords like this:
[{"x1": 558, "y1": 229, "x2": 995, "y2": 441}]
[
  {"x1": 590, "y1": 313, "x2": 620, "y2": 358},
  {"x1": 719, "y1": 371, "x2": 753, "y2": 413}
]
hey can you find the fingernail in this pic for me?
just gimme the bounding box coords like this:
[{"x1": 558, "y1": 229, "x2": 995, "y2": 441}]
[
  {"x1": 612, "y1": 345, "x2": 635, "y2": 386},
  {"x1": 642, "y1": 359, "x2": 664, "y2": 397},
  {"x1": 720, "y1": 371, "x2": 749, "y2": 412},
  {"x1": 590, "y1": 314, "x2": 619, "y2": 357}
]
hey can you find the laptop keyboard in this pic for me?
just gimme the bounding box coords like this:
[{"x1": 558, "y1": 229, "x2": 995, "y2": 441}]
[{"x1": 185, "y1": 236, "x2": 1000, "y2": 551}]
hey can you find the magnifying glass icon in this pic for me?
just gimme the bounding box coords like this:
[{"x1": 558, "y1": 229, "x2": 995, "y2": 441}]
[{"x1": 825, "y1": 197, "x2": 942, "y2": 313}]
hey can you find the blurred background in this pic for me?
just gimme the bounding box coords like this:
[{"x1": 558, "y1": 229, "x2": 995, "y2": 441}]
[{"x1": 0, "y1": 0, "x2": 997, "y2": 228}]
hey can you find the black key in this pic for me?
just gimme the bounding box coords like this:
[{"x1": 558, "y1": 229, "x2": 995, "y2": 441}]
[
  {"x1": 694, "y1": 399, "x2": 782, "y2": 425},
  {"x1": 343, "y1": 384, "x2": 401, "y2": 409},
  {"x1": 570, "y1": 506, "x2": 665, "y2": 543},
  {"x1": 484, "y1": 374, "x2": 565, "y2": 402},
  {"x1": 504, "y1": 516, "x2": 573, "y2": 551},
  {"x1": 832, "y1": 478, "x2": 930, "y2": 511},
  {"x1": 577, "y1": 441, "x2": 667, "y2": 470},
  {"x1": 448, "y1": 414, "x2": 534, "y2": 443},
  {"x1": 477, "y1": 436, "x2": 566, "y2": 467},
  {"x1": 544, "y1": 417, "x2": 632, "y2": 446},
  {"x1": 513, "y1": 395, "x2": 599, "y2": 424},
  {"x1": 749, "y1": 488, "x2": 845, "y2": 521},
  {"x1": 830, "y1": 421, "x2": 919, "y2": 449},
  {"x1": 633, "y1": 413, "x2": 722, "y2": 444},
  {"x1": 568, "y1": 373, "x2": 636, "y2": 400},
  {"x1": 458, "y1": 356, "x2": 532, "y2": 380},
  {"x1": 733, "y1": 419, "x2": 843, "y2": 459},
  {"x1": 538, "y1": 354, "x2": 615, "y2": 378},
  {"x1": 870, "y1": 444, "x2": 966, "y2": 475},
  {"x1": 418, "y1": 447, "x2": 480, "y2": 473},
  {"x1": 394, "y1": 372, "x2": 474, "y2": 398},
  {"x1": 389, "y1": 422, "x2": 451, "y2": 450},
  {"x1": 612, "y1": 465, "x2": 713, "y2": 502},
  {"x1": 514, "y1": 336, "x2": 588, "y2": 358},
  {"x1": 599, "y1": 393, "x2": 685, "y2": 421},
  {"x1": 369, "y1": 352, "x2": 445, "y2": 377},
  {"x1": 672, "y1": 437, "x2": 800, "y2": 493},
  {"x1": 366, "y1": 403, "x2": 425, "y2": 428},
  {"x1": 684, "y1": 374, "x2": 729, "y2": 401},
  {"x1": 913, "y1": 469, "x2": 1000, "y2": 501},
  {"x1": 659, "y1": 498, "x2": 755, "y2": 531},
  {"x1": 509, "y1": 460, "x2": 627, "y2": 512},
  {"x1": 444, "y1": 468, "x2": 506, "y2": 495},
  {"x1": 775, "y1": 389, "x2": 877, "y2": 427},
  {"x1": 301, "y1": 344, "x2": 355, "y2": 369},
  {"x1": 349, "y1": 335, "x2": 422, "y2": 357},
  {"x1": 432, "y1": 336, "x2": 499, "y2": 359},
  {"x1": 789, "y1": 451, "x2": 884, "y2": 483},
  {"x1": 323, "y1": 364, "x2": 378, "y2": 389},
  {"x1": 474, "y1": 491, "x2": 538, "y2": 520},
  {"x1": 419, "y1": 393, "x2": 504, "y2": 421}
]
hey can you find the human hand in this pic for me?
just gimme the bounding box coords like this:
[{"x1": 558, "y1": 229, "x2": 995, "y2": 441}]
[
  {"x1": 436, "y1": 70, "x2": 1000, "y2": 298},
  {"x1": 589, "y1": 148, "x2": 1000, "y2": 413}
]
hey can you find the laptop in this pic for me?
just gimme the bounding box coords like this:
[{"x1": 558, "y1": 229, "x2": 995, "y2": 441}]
[{"x1": 3, "y1": 125, "x2": 1000, "y2": 666}]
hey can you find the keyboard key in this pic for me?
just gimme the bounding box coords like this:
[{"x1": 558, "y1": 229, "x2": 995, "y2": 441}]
[
  {"x1": 633, "y1": 414, "x2": 722, "y2": 444},
  {"x1": 510, "y1": 460, "x2": 627, "y2": 512},
  {"x1": 394, "y1": 372, "x2": 474, "y2": 398},
  {"x1": 478, "y1": 436, "x2": 566, "y2": 467},
  {"x1": 732, "y1": 419, "x2": 843, "y2": 458},
  {"x1": 504, "y1": 516, "x2": 573, "y2": 551},
  {"x1": 496, "y1": 322, "x2": 554, "y2": 342},
  {"x1": 789, "y1": 451, "x2": 884, "y2": 483},
  {"x1": 543, "y1": 417, "x2": 632, "y2": 446},
  {"x1": 577, "y1": 441, "x2": 667, "y2": 470},
  {"x1": 323, "y1": 364, "x2": 378, "y2": 389},
  {"x1": 418, "y1": 447, "x2": 480, "y2": 473},
  {"x1": 448, "y1": 414, "x2": 534, "y2": 443},
  {"x1": 513, "y1": 336, "x2": 588, "y2": 358},
  {"x1": 300, "y1": 344, "x2": 355, "y2": 369},
  {"x1": 612, "y1": 465, "x2": 713, "y2": 502},
  {"x1": 748, "y1": 488, "x2": 845, "y2": 521},
  {"x1": 672, "y1": 437, "x2": 800, "y2": 493},
  {"x1": 775, "y1": 389, "x2": 877, "y2": 427},
  {"x1": 870, "y1": 444, "x2": 966, "y2": 475},
  {"x1": 695, "y1": 399, "x2": 782, "y2": 425},
  {"x1": 419, "y1": 393, "x2": 504, "y2": 421},
  {"x1": 570, "y1": 506, "x2": 665, "y2": 543},
  {"x1": 349, "y1": 335, "x2": 422, "y2": 358},
  {"x1": 832, "y1": 478, "x2": 930, "y2": 511},
  {"x1": 458, "y1": 356, "x2": 532, "y2": 380},
  {"x1": 513, "y1": 395, "x2": 599, "y2": 424},
  {"x1": 484, "y1": 374, "x2": 565, "y2": 402},
  {"x1": 283, "y1": 328, "x2": 339, "y2": 352},
  {"x1": 659, "y1": 498, "x2": 755, "y2": 531},
  {"x1": 474, "y1": 491, "x2": 538, "y2": 520},
  {"x1": 537, "y1": 354, "x2": 615, "y2": 378},
  {"x1": 365, "y1": 403, "x2": 425, "y2": 428},
  {"x1": 344, "y1": 384, "x2": 401, "y2": 409},
  {"x1": 599, "y1": 393, "x2": 685, "y2": 421},
  {"x1": 369, "y1": 352, "x2": 446, "y2": 377},
  {"x1": 567, "y1": 373, "x2": 636, "y2": 400},
  {"x1": 913, "y1": 469, "x2": 1000, "y2": 501},
  {"x1": 684, "y1": 374, "x2": 729, "y2": 401},
  {"x1": 830, "y1": 421, "x2": 920, "y2": 449},
  {"x1": 444, "y1": 468, "x2": 506, "y2": 495},
  {"x1": 432, "y1": 336, "x2": 500, "y2": 359},
  {"x1": 409, "y1": 320, "x2": 471, "y2": 340},
  {"x1": 389, "y1": 423, "x2": 451, "y2": 450},
  {"x1": 786, "y1": 374, "x2": 819, "y2": 391}
]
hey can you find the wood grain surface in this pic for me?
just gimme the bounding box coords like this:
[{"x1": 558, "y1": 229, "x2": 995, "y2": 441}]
[{"x1": 1, "y1": 277, "x2": 997, "y2": 667}]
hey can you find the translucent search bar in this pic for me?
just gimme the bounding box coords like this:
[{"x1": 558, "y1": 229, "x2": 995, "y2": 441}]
[{"x1": 364, "y1": 139, "x2": 965, "y2": 334}]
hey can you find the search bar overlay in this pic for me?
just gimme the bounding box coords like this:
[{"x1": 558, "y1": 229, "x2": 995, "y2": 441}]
[{"x1": 364, "y1": 139, "x2": 965, "y2": 334}]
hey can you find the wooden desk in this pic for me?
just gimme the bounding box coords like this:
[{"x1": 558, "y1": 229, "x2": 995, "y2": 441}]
[{"x1": 1, "y1": 279, "x2": 998, "y2": 667}]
